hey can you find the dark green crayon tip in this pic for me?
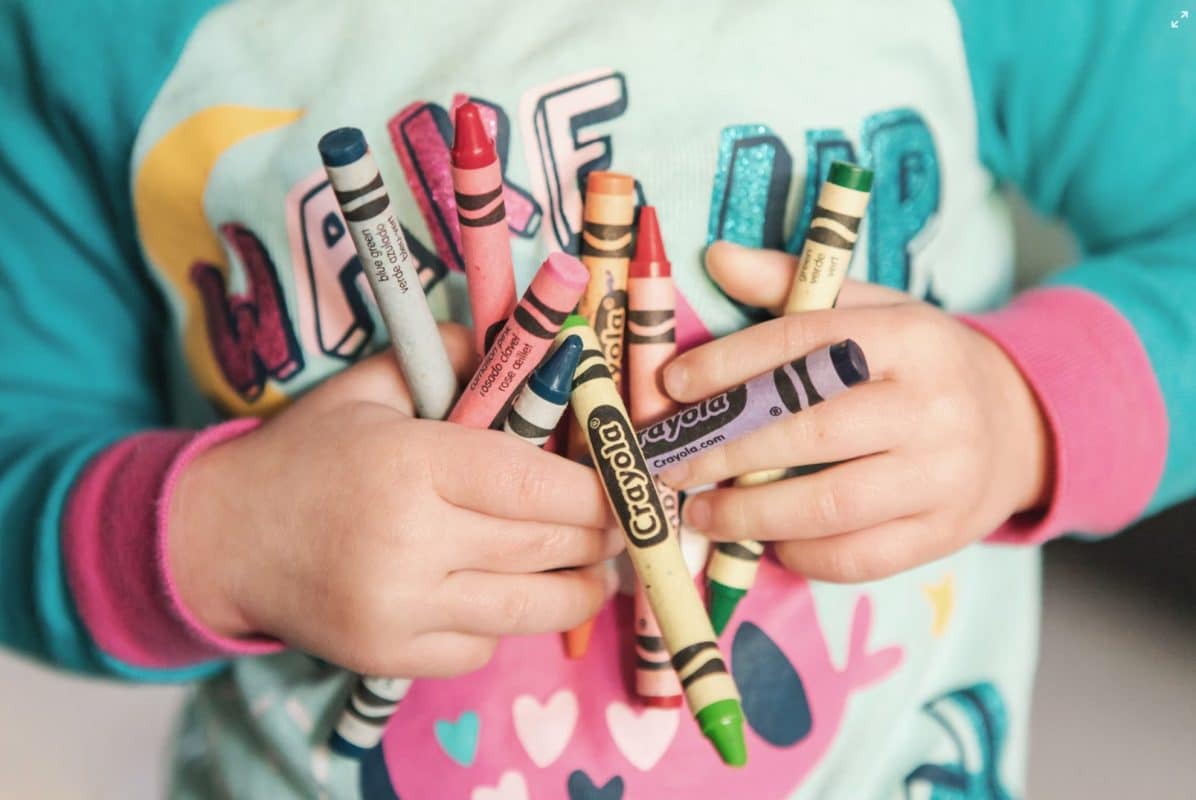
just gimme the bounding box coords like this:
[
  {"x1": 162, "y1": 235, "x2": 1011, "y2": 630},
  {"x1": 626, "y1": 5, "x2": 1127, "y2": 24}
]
[
  {"x1": 830, "y1": 339, "x2": 869, "y2": 386},
  {"x1": 697, "y1": 699, "x2": 748, "y2": 767},
  {"x1": 827, "y1": 161, "x2": 874, "y2": 193},
  {"x1": 707, "y1": 581, "x2": 746, "y2": 636},
  {"x1": 530, "y1": 335, "x2": 583, "y2": 404},
  {"x1": 318, "y1": 127, "x2": 368, "y2": 167}
]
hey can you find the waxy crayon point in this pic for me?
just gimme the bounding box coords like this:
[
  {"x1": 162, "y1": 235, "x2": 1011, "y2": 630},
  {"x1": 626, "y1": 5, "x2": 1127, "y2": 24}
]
[
  {"x1": 830, "y1": 339, "x2": 869, "y2": 385},
  {"x1": 697, "y1": 698, "x2": 748, "y2": 767},
  {"x1": 317, "y1": 127, "x2": 367, "y2": 167},
  {"x1": 707, "y1": 582, "x2": 745, "y2": 636},
  {"x1": 564, "y1": 619, "x2": 596, "y2": 660},
  {"x1": 532, "y1": 335, "x2": 583, "y2": 402},
  {"x1": 827, "y1": 160, "x2": 874, "y2": 192},
  {"x1": 451, "y1": 102, "x2": 496, "y2": 169},
  {"x1": 544, "y1": 250, "x2": 591, "y2": 289},
  {"x1": 641, "y1": 695, "x2": 684, "y2": 709},
  {"x1": 586, "y1": 170, "x2": 635, "y2": 195},
  {"x1": 629, "y1": 206, "x2": 670, "y2": 278}
]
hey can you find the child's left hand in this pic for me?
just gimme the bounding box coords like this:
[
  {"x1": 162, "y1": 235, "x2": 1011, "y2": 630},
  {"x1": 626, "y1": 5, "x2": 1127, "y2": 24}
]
[{"x1": 658, "y1": 241, "x2": 1053, "y2": 583}]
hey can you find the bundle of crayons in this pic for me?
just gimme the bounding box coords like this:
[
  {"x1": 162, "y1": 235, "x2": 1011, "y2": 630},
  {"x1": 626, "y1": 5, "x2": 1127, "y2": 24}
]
[{"x1": 316, "y1": 103, "x2": 874, "y2": 769}]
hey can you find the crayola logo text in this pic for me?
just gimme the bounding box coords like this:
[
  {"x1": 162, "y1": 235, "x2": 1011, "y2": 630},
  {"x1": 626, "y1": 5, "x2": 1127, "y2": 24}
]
[
  {"x1": 587, "y1": 404, "x2": 668, "y2": 548},
  {"x1": 638, "y1": 384, "x2": 748, "y2": 458}
]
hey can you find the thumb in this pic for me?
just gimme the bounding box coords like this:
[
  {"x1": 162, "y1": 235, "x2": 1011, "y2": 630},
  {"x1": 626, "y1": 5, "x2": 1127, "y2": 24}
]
[{"x1": 705, "y1": 241, "x2": 908, "y2": 312}]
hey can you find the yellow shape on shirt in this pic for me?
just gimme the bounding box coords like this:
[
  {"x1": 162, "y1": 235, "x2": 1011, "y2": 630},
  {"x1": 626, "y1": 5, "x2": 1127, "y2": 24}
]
[
  {"x1": 133, "y1": 105, "x2": 303, "y2": 417},
  {"x1": 923, "y1": 573, "x2": 955, "y2": 638}
]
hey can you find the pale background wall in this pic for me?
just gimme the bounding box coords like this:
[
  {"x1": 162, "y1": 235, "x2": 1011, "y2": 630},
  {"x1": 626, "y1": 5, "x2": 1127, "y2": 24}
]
[{"x1": 1, "y1": 197, "x2": 1192, "y2": 798}]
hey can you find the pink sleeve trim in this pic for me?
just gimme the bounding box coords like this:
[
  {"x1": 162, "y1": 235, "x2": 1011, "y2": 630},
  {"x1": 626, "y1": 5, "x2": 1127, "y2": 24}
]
[
  {"x1": 64, "y1": 419, "x2": 282, "y2": 669},
  {"x1": 961, "y1": 287, "x2": 1168, "y2": 545}
]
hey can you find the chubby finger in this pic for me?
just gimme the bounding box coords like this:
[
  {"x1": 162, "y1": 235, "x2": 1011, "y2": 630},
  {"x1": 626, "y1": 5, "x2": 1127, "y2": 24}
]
[
  {"x1": 429, "y1": 426, "x2": 612, "y2": 529},
  {"x1": 682, "y1": 454, "x2": 929, "y2": 542},
  {"x1": 439, "y1": 565, "x2": 608, "y2": 636},
  {"x1": 773, "y1": 515, "x2": 947, "y2": 583},
  {"x1": 707, "y1": 241, "x2": 911, "y2": 311},
  {"x1": 455, "y1": 512, "x2": 624, "y2": 574},
  {"x1": 662, "y1": 306, "x2": 902, "y2": 404},
  {"x1": 387, "y1": 631, "x2": 498, "y2": 679},
  {"x1": 659, "y1": 380, "x2": 903, "y2": 489},
  {"x1": 705, "y1": 241, "x2": 797, "y2": 310}
]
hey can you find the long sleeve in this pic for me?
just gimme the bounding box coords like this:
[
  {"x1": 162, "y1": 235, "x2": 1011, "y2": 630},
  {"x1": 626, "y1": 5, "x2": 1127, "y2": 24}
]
[
  {"x1": 0, "y1": 0, "x2": 273, "y2": 680},
  {"x1": 953, "y1": 0, "x2": 1196, "y2": 541}
]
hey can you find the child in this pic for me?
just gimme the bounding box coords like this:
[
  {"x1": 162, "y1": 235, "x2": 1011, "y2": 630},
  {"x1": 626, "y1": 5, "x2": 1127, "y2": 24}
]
[{"x1": 1, "y1": 0, "x2": 1193, "y2": 797}]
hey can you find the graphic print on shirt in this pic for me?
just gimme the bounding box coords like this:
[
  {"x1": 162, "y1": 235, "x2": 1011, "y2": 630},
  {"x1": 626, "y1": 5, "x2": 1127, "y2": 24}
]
[
  {"x1": 363, "y1": 558, "x2": 902, "y2": 799},
  {"x1": 904, "y1": 683, "x2": 1013, "y2": 800},
  {"x1": 707, "y1": 109, "x2": 941, "y2": 303},
  {"x1": 387, "y1": 94, "x2": 541, "y2": 275},
  {"x1": 133, "y1": 104, "x2": 303, "y2": 415}
]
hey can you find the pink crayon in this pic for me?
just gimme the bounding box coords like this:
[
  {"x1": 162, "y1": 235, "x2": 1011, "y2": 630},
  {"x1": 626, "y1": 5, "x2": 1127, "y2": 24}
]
[
  {"x1": 448, "y1": 253, "x2": 589, "y2": 430},
  {"x1": 452, "y1": 103, "x2": 518, "y2": 355},
  {"x1": 627, "y1": 207, "x2": 684, "y2": 707}
]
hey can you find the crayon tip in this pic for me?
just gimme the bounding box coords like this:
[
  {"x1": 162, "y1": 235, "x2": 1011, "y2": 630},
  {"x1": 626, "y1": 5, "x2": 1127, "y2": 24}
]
[
  {"x1": 318, "y1": 127, "x2": 367, "y2": 167},
  {"x1": 530, "y1": 335, "x2": 583, "y2": 404},
  {"x1": 827, "y1": 161, "x2": 874, "y2": 193},
  {"x1": 328, "y1": 731, "x2": 368, "y2": 759},
  {"x1": 586, "y1": 170, "x2": 635, "y2": 196},
  {"x1": 543, "y1": 252, "x2": 591, "y2": 289},
  {"x1": 630, "y1": 206, "x2": 671, "y2": 278},
  {"x1": 451, "y1": 102, "x2": 497, "y2": 169},
  {"x1": 830, "y1": 339, "x2": 870, "y2": 386},
  {"x1": 707, "y1": 581, "x2": 746, "y2": 636},
  {"x1": 641, "y1": 694, "x2": 684, "y2": 709},
  {"x1": 697, "y1": 699, "x2": 748, "y2": 767},
  {"x1": 560, "y1": 313, "x2": 589, "y2": 332},
  {"x1": 563, "y1": 618, "x2": 596, "y2": 660}
]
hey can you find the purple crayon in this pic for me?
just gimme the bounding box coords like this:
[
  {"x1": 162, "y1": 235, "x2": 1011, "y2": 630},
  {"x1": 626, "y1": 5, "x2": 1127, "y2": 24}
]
[{"x1": 636, "y1": 340, "x2": 868, "y2": 475}]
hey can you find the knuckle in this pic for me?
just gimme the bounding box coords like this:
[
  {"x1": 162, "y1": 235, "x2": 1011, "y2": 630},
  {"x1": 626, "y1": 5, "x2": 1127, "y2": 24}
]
[
  {"x1": 499, "y1": 585, "x2": 534, "y2": 629},
  {"x1": 813, "y1": 482, "x2": 846, "y2": 529}
]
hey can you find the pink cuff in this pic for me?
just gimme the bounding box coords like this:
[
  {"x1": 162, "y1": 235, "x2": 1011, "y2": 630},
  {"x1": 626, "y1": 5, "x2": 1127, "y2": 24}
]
[
  {"x1": 961, "y1": 287, "x2": 1167, "y2": 545},
  {"x1": 64, "y1": 418, "x2": 282, "y2": 669}
]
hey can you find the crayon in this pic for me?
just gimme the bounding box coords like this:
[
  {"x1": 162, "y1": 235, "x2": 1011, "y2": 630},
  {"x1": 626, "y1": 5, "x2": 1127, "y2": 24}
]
[
  {"x1": 452, "y1": 102, "x2": 518, "y2": 355},
  {"x1": 577, "y1": 171, "x2": 636, "y2": 392},
  {"x1": 561, "y1": 174, "x2": 636, "y2": 659},
  {"x1": 503, "y1": 335, "x2": 583, "y2": 447},
  {"x1": 626, "y1": 207, "x2": 683, "y2": 707},
  {"x1": 321, "y1": 127, "x2": 457, "y2": 756},
  {"x1": 330, "y1": 676, "x2": 411, "y2": 756},
  {"x1": 567, "y1": 319, "x2": 747, "y2": 767},
  {"x1": 784, "y1": 161, "x2": 873, "y2": 313},
  {"x1": 449, "y1": 253, "x2": 589, "y2": 430},
  {"x1": 637, "y1": 340, "x2": 870, "y2": 476},
  {"x1": 319, "y1": 127, "x2": 457, "y2": 421},
  {"x1": 707, "y1": 162, "x2": 874, "y2": 634}
]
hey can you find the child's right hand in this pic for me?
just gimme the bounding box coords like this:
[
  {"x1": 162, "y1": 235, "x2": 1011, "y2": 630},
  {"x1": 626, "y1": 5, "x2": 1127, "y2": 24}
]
[{"x1": 167, "y1": 323, "x2": 619, "y2": 678}]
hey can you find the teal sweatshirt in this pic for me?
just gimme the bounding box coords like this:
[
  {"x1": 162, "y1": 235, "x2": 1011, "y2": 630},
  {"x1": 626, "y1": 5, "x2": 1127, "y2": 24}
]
[{"x1": 1, "y1": 1, "x2": 1193, "y2": 797}]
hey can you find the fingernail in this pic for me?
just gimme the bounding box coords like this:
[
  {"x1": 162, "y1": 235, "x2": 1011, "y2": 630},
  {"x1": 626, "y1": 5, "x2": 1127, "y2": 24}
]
[
  {"x1": 684, "y1": 496, "x2": 711, "y2": 531},
  {"x1": 663, "y1": 362, "x2": 688, "y2": 398},
  {"x1": 659, "y1": 462, "x2": 689, "y2": 487}
]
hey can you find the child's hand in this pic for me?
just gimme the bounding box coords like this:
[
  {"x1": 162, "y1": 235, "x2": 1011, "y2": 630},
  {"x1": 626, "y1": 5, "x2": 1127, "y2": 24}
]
[
  {"x1": 169, "y1": 323, "x2": 619, "y2": 678},
  {"x1": 659, "y1": 242, "x2": 1052, "y2": 583}
]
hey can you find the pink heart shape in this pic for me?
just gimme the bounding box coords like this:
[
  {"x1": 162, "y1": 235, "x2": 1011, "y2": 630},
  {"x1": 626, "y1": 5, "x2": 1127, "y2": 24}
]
[
  {"x1": 471, "y1": 770, "x2": 529, "y2": 800},
  {"x1": 604, "y1": 701, "x2": 680, "y2": 771},
  {"x1": 513, "y1": 690, "x2": 579, "y2": 767}
]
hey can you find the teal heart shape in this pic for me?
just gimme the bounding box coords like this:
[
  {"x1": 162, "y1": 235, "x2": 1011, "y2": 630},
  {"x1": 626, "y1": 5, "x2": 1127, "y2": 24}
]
[
  {"x1": 434, "y1": 711, "x2": 480, "y2": 767},
  {"x1": 567, "y1": 770, "x2": 624, "y2": 800}
]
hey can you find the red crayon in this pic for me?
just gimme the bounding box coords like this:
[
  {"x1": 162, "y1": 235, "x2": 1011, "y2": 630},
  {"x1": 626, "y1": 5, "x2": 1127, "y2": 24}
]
[
  {"x1": 452, "y1": 103, "x2": 519, "y2": 355},
  {"x1": 448, "y1": 253, "x2": 589, "y2": 430}
]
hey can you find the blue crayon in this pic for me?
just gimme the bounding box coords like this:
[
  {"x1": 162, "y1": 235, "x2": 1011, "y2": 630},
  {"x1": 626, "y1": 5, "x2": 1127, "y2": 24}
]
[{"x1": 503, "y1": 335, "x2": 584, "y2": 447}]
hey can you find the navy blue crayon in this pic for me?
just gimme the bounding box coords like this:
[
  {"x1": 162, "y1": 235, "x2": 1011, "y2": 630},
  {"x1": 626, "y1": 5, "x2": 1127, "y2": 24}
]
[{"x1": 503, "y1": 335, "x2": 583, "y2": 447}]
